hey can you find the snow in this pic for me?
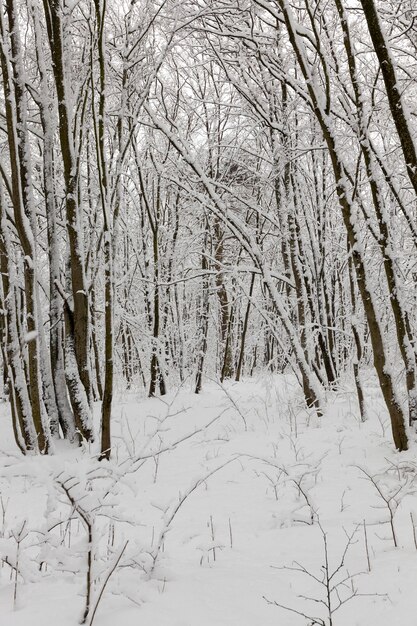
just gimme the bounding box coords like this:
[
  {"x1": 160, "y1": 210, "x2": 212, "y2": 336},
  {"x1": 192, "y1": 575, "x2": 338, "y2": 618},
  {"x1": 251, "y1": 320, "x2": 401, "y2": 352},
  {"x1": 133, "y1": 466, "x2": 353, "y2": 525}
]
[
  {"x1": 1, "y1": 374, "x2": 417, "y2": 625},
  {"x1": 24, "y1": 331, "x2": 38, "y2": 343}
]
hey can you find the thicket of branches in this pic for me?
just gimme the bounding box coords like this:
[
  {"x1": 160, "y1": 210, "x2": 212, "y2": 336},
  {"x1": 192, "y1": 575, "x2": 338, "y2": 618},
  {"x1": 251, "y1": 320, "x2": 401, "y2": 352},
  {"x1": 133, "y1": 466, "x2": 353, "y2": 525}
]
[{"x1": 0, "y1": 0, "x2": 416, "y2": 456}]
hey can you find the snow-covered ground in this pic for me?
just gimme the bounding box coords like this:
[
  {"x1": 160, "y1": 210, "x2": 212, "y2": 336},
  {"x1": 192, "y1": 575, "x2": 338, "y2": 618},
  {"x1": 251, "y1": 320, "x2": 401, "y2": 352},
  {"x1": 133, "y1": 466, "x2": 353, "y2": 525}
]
[{"x1": 1, "y1": 373, "x2": 417, "y2": 625}]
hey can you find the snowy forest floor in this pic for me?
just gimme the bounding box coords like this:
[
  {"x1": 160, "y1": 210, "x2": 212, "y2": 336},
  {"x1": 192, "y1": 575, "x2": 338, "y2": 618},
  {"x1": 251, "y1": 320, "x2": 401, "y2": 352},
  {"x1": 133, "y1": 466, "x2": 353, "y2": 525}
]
[{"x1": 1, "y1": 373, "x2": 417, "y2": 626}]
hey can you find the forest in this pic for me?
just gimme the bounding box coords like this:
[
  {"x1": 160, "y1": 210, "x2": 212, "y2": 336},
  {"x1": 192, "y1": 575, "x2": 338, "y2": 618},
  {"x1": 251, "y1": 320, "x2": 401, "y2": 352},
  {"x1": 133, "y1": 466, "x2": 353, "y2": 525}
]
[{"x1": 1, "y1": 1, "x2": 417, "y2": 625}]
